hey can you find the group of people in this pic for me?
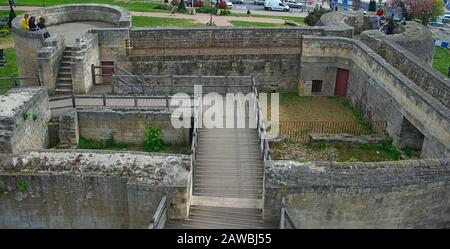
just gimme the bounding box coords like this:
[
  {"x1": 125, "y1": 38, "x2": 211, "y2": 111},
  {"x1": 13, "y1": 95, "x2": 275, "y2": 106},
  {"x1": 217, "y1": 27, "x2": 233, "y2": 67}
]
[
  {"x1": 374, "y1": 7, "x2": 396, "y2": 34},
  {"x1": 21, "y1": 14, "x2": 50, "y2": 38}
]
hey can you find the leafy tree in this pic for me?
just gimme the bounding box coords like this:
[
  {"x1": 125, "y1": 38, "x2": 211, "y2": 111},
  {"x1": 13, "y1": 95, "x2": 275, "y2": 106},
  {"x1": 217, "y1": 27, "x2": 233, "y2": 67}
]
[{"x1": 387, "y1": 0, "x2": 444, "y2": 25}]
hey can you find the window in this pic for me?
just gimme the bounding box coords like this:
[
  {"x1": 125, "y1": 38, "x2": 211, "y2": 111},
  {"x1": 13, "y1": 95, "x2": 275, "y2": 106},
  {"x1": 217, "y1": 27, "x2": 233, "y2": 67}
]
[{"x1": 312, "y1": 80, "x2": 323, "y2": 93}]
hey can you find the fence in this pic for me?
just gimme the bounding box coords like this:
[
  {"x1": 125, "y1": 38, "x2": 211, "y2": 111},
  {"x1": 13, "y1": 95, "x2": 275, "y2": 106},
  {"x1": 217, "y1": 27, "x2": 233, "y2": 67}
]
[
  {"x1": 279, "y1": 120, "x2": 387, "y2": 143},
  {"x1": 48, "y1": 94, "x2": 193, "y2": 111}
]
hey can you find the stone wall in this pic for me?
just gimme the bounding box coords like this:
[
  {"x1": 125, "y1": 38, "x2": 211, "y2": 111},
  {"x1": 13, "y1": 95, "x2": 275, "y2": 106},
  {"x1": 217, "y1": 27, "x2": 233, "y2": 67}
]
[
  {"x1": 71, "y1": 33, "x2": 100, "y2": 94},
  {"x1": 265, "y1": 159, "x2": 450, "y2": 228},
  {"x1": 37, "y1": 35, "x2": 66, "y2": 93},
  {"x1": 361, "y1": 30, "x2": 449, "y2": 108},
  {"x1": 301, "y1": 36, "x2": 450, "y2": 158},
  {"x1": 58, "y1": 110, "x2": 79, "y2": 148},
  {"x1": 77, "y1": 108, "x2": 190, "y2": 146},
  {"x1": 0, "y1": 150, "x2": 189, "y2": 228},
  {"x1": 0, "y1": 87, "x2": 50, "y2": 154}
]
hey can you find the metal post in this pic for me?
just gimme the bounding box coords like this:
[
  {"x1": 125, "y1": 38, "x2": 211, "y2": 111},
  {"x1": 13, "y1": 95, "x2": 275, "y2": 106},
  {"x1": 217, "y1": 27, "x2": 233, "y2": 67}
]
[
  {"x1": 134, "y1": 95, "x2": 138, "y2": 107},
  {"x1": 11, "y1": 78, "x2": 17, "y2": 88},
  {"x1": 165, "y1": 94, "x2": 169, "y2": 109},
  {"x1": 102, "y1": 94, "x2": 106, "y2": 106},
  {"x1": 71, "y1": 94, "x2": 76, "y2": 108},
  {"x1": 91, "y1": 64, "x2": 96, "y2": 85},
  {"x1": 225, "y1": 75, "x2": 229, "y2": 93}
]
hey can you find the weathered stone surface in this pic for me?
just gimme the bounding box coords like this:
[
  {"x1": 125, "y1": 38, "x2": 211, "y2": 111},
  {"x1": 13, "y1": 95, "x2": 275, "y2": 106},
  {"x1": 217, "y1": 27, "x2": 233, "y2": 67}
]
[
  {"x1": 309, "y1": 133, "x2": 391, "y2": 145},
  {"x1": 265, "y1": 159, "x2": 450, "y2": 228},
  {"x1": 0, "y1": 150, "x2": 190, "y2": 186},
  {"x1": 0, "y1": 87, "x2": 50, "y2": 154}
]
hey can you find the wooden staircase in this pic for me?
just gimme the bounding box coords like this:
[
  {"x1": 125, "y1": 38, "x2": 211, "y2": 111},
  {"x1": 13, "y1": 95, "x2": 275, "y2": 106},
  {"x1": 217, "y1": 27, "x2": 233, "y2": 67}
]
[{"x1": 55, "y1": 47, "x2": 75, "y2": 94}]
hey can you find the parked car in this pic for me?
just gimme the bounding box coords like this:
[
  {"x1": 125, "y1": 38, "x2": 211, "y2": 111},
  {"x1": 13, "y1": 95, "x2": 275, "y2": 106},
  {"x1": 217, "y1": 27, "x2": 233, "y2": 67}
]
[
  {"x1": 283, "y1": 0, "x2": 302, "y2": 9},
  {"x1": 230, "y1": 0, "x2": 244, "y2": 4},
  {"x1": 264, "y1": 0, "x2": 290, "y2": 11},
  {"x1": 254, "y1": 0, "x2": 265, "y2": 5}
]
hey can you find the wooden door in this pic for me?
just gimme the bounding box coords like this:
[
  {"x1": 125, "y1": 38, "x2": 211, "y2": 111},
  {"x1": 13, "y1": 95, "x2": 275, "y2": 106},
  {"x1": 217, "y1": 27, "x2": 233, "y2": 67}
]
[
  {"x1": 335, "y1": 68, "x2": 349, "y2": 97},
  {"x1": 101, "y1": 61, "x2": 114, "y2": 84}
]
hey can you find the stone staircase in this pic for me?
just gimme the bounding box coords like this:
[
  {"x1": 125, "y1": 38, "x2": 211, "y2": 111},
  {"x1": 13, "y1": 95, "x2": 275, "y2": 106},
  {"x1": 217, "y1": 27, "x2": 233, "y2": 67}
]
[
  {"x1": 174, "y1": 126, "x2": 267, "y2": 229},
  {"x1": 55, "y1": 47, "x2": 75, "y2": 94}
]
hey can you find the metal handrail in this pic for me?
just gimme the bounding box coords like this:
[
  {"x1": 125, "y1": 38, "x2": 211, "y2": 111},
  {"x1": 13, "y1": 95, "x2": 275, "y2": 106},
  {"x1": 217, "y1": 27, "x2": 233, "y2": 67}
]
[
  {"x1": 280, "y1": 196, "x2": 296, "y2": 229},
  {"x1": 0, "y1": 76, "x2": 41, "y2": 87},
  {"x1": 187, "y1": 96, "x2": 201, "y2": 218},
  {"x1": 148, "y1": 195, "x2": 167, "y2": 229}
]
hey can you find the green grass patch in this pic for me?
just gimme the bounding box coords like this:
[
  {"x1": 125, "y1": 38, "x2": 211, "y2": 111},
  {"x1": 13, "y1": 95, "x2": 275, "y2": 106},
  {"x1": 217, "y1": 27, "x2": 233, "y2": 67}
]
[
  {"x1": 230, "y1": 13, "x2": 305, "y2": 24},
  {"x1": 432, "y1": 47, "x2": 450, "y2": 77},
  {"x1": 336, "y1": 143, "x2": 401, "y2": 162},
  {"x1": 0, "y1": 1, "x2": 166, "y2": 13},
  {"x1": 229, "y1": 20, "x2": 286, "y2": 27},
  {"x1": 0, "y1": 47, "x2": 19, "y2": 95},
  {"x1": 78, "y1": 136, "x2": 130, "y2": 150},
  {"x1": 132, "y1": 16, "x2": 203, "y2": 28},
  {"x1": 77, "y1": 136, "x2": 190, "y2": 154},
  {"x1": 340, "y1": 98, "x2": 374, "y2": 133}
]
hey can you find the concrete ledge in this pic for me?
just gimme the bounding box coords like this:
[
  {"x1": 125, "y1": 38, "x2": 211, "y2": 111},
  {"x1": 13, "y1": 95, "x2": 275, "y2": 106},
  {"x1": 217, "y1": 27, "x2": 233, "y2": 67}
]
[{"x1": 309, "y1": 133, "x2": 391, "y2": 146}]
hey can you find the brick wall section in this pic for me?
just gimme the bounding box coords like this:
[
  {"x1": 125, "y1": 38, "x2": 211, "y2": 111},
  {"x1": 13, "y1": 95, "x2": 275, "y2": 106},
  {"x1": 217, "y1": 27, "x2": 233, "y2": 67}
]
[
  {"x1": 361, "y1": 30, "x2": 449, "y2": 108},
  {"x1": 265, "y1": 159, "x2": 450, "y2": 228},
  {"x1": 58, "y1": 111, "x2": 79, "y2": 148},
  {"x1": 0, "y1": 87, "x2": 50, "y2": 154},
  {"x1": 77, "y1": 108, "x2": 190, "y2": 145}
]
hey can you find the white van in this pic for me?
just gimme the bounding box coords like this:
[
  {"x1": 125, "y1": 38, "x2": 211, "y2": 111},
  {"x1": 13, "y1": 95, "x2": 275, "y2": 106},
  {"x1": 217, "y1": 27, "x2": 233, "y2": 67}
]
[{"x1": 264, "y1": 0, "x2": 290, "y2": 11}]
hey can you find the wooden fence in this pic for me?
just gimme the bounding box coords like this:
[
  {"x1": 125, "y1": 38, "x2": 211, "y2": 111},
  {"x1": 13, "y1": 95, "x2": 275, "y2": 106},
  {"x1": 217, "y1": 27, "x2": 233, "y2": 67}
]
[{"x1": 279, "y1": 120, "x2": 387, "y2": 143}]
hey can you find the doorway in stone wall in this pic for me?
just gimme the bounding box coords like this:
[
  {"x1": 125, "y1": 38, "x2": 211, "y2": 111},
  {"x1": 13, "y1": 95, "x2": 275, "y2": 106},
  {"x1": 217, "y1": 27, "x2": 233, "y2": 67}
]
[
  {"x1": 335, "y1": 69, "x2": 349, "y2": 97},
  {"x1": 101, "y1": 61, "x2": 115, "y2": 84},
  {"x1": 398, "y1": 117, "x2": 425, "y2": 155}
]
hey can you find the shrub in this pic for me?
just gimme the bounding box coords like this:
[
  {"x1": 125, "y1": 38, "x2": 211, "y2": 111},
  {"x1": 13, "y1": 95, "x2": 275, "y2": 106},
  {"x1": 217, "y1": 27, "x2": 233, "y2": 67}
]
[
  {"x1": 196, "y1": 6, "x2": 217, "y2": 13},
  {"x1": 18, "y1": 180, "x2": 27, "y2": 192},
  {"x1": 22, "y1": 112, "x2": 30, "y2": 121},
  {"x1": 144, "y1": 125, "x2": 164, "y2": 152},
  {"x1": 304, "y1": 8, "x2": 331, "y2": 26},
  {"x1": 218, "y1": 0, "x2": 228, "y2": 9},
  {"x1": 219, "y1": 9, "x2": 231, "y2": 16},
  {"x1": 0, "y1": 27, "x2": 11, "y2": 38}
]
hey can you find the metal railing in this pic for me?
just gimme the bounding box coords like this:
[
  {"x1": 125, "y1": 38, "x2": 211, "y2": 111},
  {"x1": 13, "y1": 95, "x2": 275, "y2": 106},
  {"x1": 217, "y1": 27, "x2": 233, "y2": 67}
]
[
  {"x1": 186, "y1": 95, "x2": 201, "y2": 218},
  {"x1": 280, "y1": 196, "x2": 296, "y2": 229},
  {"x1": 148, "y1": 195, "x2": 167, "y2": 229},
  {"x1": 251, "y1": 76, "x2": 271, "y2": 216},
  {"x1": 0, "y1": 76, "x2": 41, "y2": 88},
  {"x1": 48, "y1": 94, "x2": 193, "y2": 110}
]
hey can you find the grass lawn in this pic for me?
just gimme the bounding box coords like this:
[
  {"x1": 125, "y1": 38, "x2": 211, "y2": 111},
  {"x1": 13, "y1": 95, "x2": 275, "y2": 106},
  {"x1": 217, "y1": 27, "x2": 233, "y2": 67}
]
[
  {"x1": 230, "y1": 13, "x2": 305, "y2": 25},
  {"x1": 132, "y1": 16, "x2": 204, "y2": 28},
  {"x1": 229, "y1": 20, "x2": 286, "y2": 27},
  {"x1": 433, "y1": 47, "x2": 450, "y2": 77},
  {"x1": 0, "y1": 0, "x2": 167, "y2": 13},
  {"x1": 276, "y1": 93, "x2": 359, "y2": 121},
  {"x1": 0, "y1": 48, "x2": 18, "y2": 95}
]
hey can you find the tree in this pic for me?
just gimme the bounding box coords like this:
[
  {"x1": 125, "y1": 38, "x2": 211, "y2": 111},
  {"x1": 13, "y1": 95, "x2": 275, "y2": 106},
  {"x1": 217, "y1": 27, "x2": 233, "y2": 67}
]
[
  {"x1": 178, "y1": 0, "x2": 187, "y2": 12},
  {"x1": 368, "y1": 0, "x2": 377, "y2": 11},
  {"x1": 387, "y1": 0, "x2": 443, "y2": 25}
]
